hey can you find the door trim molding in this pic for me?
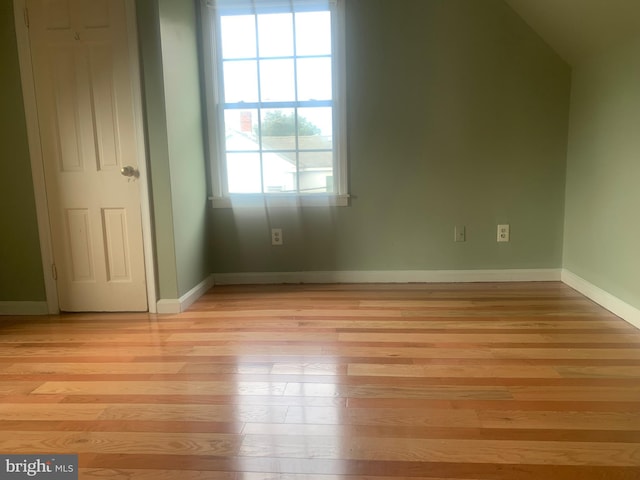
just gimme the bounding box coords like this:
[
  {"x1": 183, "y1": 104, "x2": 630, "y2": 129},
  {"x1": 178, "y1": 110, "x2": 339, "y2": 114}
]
[
  {"x1": 13, "y1": 0, "x2": 157, "y2": 314},
  {"x1": 124, "y1": 0, "x2": 158, "y2": 313},
  {"x1": 13, "y1": 0, "x2": 58, "y2": 314}
]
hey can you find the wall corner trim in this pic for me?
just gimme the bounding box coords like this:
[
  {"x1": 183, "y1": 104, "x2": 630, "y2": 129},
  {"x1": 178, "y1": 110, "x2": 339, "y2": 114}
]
[
  {"x1": 561, "y1": 269, "x2": 640, "y2": 330},
  {"x1": 156, "y1": 275, "x2": 214, "y2": 314},
  {"x1": 0, "y1": 302, "x2": 49, "y2": 316},
  {"x1": 212, "y1": 268, "x2": 562, "y2": 285}
]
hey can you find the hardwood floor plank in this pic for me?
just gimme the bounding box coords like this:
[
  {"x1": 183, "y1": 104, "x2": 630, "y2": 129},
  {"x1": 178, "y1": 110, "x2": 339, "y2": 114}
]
[
  {"x1": 97, "y1": 404, "x2": 288, "y2": 423},
  {"x1": 31, "y1": 380, "x2": 288, "y2": 396},
  {"x1": 0, "y1": 403, "x2": 107, "y2": 420},
  {"x1": 0, "y1": 419, "x2": 244, "y2": 434},
  {"x1": 478, "y1": 410, "x2": 640, "y2": 430},
  {"x1": 347, "y1": 364, "x2": 561, "y2": 378},
  {"x1": 284, "y1": 406, "x2": 479, "y2": 427},
  {"x1": 241, "y1": 422, "x2": 640, "y2": 443},
  {"x1": 510, "y1": 385, "x2": 640, "y2": 401},
  {"x1": 238, "y1": 435, "x2": 640, "y2": 465},
  {"x1": 0, "y1": 381, "x2": 44, "y2": 395},
  {"x1": 554, "y1": 365, "x2": 640, "y2": 378},
  {"x1": 2, "y1": 362, "x2": 187, "y2": 375},
  {"x1": 81, "y1": 453, "x2": 640, "y2": 479},
  {"x1": 0, "y1": 430, "x2": 241, "y2": 455},
  {"x1": 79, "y1": 469, "x2": 237, "y2": 479},
  {"x1": 491, "y1": 348, "x2": 640, "y2": 360}
]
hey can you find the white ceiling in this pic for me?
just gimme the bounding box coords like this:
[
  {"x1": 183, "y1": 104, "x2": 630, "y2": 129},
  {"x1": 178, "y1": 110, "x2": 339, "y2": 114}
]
[{"x1": 503, "y1": 0, "x2": 640, "y2": 65}]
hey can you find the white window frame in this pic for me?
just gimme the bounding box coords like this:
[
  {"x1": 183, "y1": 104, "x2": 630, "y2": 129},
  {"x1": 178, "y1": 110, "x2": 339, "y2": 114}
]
[{"x1": 201, "y1": 0, "x2": 348, "y2": 208}]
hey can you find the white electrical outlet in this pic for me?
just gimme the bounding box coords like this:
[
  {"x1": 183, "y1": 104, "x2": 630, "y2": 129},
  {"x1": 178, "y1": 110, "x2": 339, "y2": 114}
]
[
  {"x1": 454, "y1": 225, "x2": 466, "y2": 242},
  {"x1": 271, "y1": 228, "x2": 283, "y2": 246},
  {"x1": 497, "y1": 224, "x2": 510, "y2": 242}
]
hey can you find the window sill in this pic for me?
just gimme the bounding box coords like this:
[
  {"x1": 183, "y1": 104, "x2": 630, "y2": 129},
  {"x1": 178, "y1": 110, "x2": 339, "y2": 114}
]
[{"x1": 209, "y1": 193, "x2": 350, "y2": 208}]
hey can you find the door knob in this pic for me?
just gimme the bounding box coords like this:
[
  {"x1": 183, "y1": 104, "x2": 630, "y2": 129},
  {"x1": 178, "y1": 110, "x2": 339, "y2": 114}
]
[{"x1": 120, "y1": 166, "x2": 139, "y2": 179}]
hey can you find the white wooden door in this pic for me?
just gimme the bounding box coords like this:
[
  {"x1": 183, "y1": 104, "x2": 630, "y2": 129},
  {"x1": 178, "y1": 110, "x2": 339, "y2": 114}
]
[{"x1": 27, "y1": 0, "x2": 147, "y2": 311}]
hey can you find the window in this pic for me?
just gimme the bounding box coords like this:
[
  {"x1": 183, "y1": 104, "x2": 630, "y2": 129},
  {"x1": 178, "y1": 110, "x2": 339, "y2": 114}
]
[{"x1": 201, "y1": 0, "x2": 348, "y2": 207}]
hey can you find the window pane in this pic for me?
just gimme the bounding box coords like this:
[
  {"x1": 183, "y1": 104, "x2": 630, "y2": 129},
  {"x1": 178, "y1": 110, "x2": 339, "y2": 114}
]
[
  {"x1": 263, "y1": 151, "x2": 297, "y2": 193},
  {"x1": 220, "y1": 15, "x2": 256, "y2": 59},
  {"x1": 298, "y1": 107, "x2": 333, "y2": 141},
  {"x1": 260, "y1": 108, "x2": 295, "y2": 151},
  {"x1": 295, "y1": 11, "x2": 331, "y2": 56},
  {"x1": 299, "y1": 151, "x2": 333, "y2": 193},
  {"x1": 259, "y1": 59, "x2": 295, "y2": 102},
  {"x1": 227, "y1": 153, "x2": 263, "y2": 193},
  {"x1": 297, "y1": 57, "x2": 332, "y2": 101},
  {"x1": 224, "y1": 109, "x2": 258, "y2": 151},
  {"x1": 257, "y1": 13, "x2": 293, "y2": 58},
  {"x1": 223, "y1": 60, "x2": 258, "y2": 103}
]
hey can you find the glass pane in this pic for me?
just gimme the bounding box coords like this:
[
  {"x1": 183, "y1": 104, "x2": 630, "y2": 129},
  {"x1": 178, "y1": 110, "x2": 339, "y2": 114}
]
[
  {"x1": 263, "y1": 150, "x2": 297, "y2": 193},
  {"x1": 299, "y1": 151, "x2": 333, "y2": 193},
  {"x1": 224, "y1": 109, "x2": 259, "y2": 151},
  {"x1": 298, "y1": 107, "x2": 332, "y2": 142},
  {"x1": 220, "y1": 15, "x2": 256, "y2": 59},
  {"x1": 259, "y1": 59, "x2": 295, "y2": 102},
  {"x1": 227, "y1": 152, "x2": 262, "y2": 193},
  {"x1": 297, "y1": 57, "x2": 332, "y2": 101},
  {"x1": 257, "y1": 13, "x2": 293, "y2": 58},
  {"x1": 260, "y1": 108, "x2": 295, "y2": 151},
  {"x1": 295, "y1": 11, "x2": 331, "y2": 56},
  {"x1": 223, "y1": 60, "x2": 259, "y2": 103}
]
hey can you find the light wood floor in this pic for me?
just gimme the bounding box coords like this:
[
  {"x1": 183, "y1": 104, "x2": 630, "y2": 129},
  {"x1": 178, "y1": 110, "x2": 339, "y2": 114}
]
[{"x1": 1, "y1": 282, "x2": 640, "y2": 479}]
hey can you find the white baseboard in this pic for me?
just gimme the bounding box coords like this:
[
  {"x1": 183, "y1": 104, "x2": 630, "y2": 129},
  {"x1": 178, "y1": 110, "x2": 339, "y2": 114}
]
[
  {"x1": 213, "y1": 268, "x2": 561, "y2": 286},
  {"x1": 0, "y1": 301, "x2": 49, "y2": 316},
  {"x1": 156, "y1": 275, "x2": 214, "y2": 314},
  {"x1": 561, "y1": 269, "x2": 640, "y2": 330}
]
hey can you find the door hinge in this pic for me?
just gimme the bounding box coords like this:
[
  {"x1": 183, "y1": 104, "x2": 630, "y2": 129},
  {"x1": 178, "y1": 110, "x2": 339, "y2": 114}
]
[
  {"x1": 52, "y1": 264, "x2": 58, "y2": 280},
  {"x1": 23, "y1": 7, "x2": 29, "y2": 28}
]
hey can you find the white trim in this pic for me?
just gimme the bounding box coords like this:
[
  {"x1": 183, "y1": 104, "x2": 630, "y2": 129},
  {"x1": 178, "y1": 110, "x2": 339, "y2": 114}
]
[
  {"x1": 125, "y1": 0, "x2": 158, "y2": 313},
  {"x1": 561, "y1": 269, "x2": 640, "y2": 330},
  {"x1": 209, "y1": 0, "x2": 337, "y2": 10},
  {"x1": 13, "y1": 0, "x2": 59, "y2": 314},
  {"x1": 0, "y1": 302, "x2": 49, "y2": 316},
  {"x1": 210, "y1": 193, "x2": 349, "y2": 208},
  {"x1": 333, "y1": 0, "x2": 348, "y2": 197},
  {"x1": 213, "y1": 269, "x2": 562, "y2": 285},
  {"x1": 156, "y1": 275, "x2": 215, "y2": 314},
  {"x1": 14, "y1": 0, "x2": 158, "y2": 314},
  {"x1": 200, "y1": 0, "x2": 225, "y2": 200}
]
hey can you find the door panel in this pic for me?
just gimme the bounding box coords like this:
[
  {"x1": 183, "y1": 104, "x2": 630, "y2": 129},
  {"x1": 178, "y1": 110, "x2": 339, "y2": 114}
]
[
  {"x1": 66, "y1": 208, "x2": 94, "y2": 282},
  {"x1": 28, "y1": 0, "x2": 147, "y2": 311},
  {"x1": 102, "y1": 208, "x2": 132, "y2": 283}
]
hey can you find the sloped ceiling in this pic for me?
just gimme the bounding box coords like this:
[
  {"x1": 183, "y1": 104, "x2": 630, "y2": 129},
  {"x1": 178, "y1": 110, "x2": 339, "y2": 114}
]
[{"x1": 504, "y1": 0, "x2": 640, "y2": 66}]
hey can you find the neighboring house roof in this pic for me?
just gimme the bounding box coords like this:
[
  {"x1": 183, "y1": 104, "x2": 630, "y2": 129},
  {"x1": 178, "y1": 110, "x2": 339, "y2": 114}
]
[
  {"x1": 227, "y1": 130, "x2": 333, "y2": 169},
  {"x1": 261, "y1": 135, "x2": 333, "y2": 169}
]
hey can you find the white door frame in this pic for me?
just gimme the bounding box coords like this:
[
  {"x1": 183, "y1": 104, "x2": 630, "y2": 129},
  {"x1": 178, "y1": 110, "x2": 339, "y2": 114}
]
[{"x1": 13, "y1": 0, "x2": 158, "y2": 314}]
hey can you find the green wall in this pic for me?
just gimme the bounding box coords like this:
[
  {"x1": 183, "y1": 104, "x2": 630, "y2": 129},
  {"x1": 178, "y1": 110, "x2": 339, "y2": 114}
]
[
  {"x1": 563, "y1": 35, "x2": 640, "y2": 309},
  {"x1": 137, "y1": 0, "x2": 209, "y2": 299},
  {"x1": 209, "y1": 0, "x2": 571, "y2": 274},
  {"x1": 157, "y1": 0, "x2": 209, "y2": 296},
  {"x1": 0, "y1": 1, "x2": 46, "y2": 302}
]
